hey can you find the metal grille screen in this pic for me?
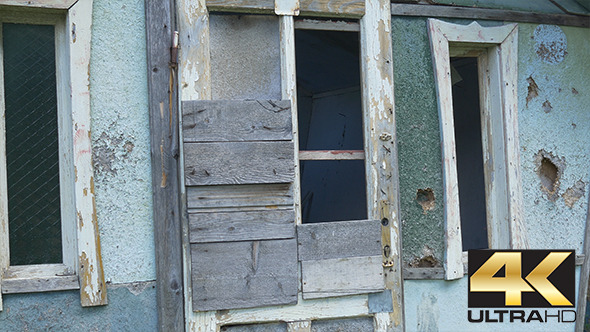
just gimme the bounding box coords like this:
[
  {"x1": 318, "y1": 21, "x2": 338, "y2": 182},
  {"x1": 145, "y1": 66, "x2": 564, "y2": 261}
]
[{"x1": 3, "y1": 23, "x2": 62, "y2": 265}]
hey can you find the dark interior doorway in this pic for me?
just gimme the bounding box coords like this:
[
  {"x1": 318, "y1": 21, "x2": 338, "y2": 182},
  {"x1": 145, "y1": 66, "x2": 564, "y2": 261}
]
[{"x1": 451, "y1": 57, "x2": 488, "y2": 250}]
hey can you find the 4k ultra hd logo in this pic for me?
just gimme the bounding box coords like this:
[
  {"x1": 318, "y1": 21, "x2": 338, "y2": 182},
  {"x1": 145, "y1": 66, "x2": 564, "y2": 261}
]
[{"x1": 468, "y1": 250, "x2": 575, "y2": 308}]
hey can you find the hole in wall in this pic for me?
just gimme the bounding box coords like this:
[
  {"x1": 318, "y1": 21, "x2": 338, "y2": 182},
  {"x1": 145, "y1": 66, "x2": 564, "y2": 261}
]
[
  {"x1": 535, "y1": 150, "x2": 565, "y2": 201},
  {"x1": 416, "y1": 188, "x2": 435, "y2": 214}
]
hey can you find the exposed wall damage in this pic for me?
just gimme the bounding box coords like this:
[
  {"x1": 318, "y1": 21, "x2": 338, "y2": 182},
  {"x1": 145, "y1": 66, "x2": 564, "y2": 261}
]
[{"x1": 535, "y1": 149, "x2": 565, "y2": 201}]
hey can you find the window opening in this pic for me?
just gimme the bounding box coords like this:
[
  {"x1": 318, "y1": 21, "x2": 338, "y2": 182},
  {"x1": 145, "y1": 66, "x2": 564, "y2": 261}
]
[
  {"x1": 295, "y1": 29, "x2": 366, "y2": 223},
  {"x1": 3, "y1": 23, "x2": 62, "y2": 265},
  {"x1": 450, "y1": 57, "x2": 487, "y2": 250}
]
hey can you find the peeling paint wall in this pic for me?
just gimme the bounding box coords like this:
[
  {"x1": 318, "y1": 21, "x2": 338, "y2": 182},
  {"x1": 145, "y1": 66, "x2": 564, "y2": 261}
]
[
  {"x1": 518, "y1": 23, "x2": 590, "y2": 253},
  {"x1": 1, "y1": 0, "x2": 156, "y2": 329}
]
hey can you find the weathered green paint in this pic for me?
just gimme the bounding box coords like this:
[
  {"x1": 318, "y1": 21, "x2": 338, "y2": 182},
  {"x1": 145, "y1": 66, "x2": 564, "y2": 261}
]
[
  {"x1": 0, "y1": 283, "x2": 157, "y2": 331},
  {"x1": 392, "y1": 17, "x2": 445, "y2": 266}
]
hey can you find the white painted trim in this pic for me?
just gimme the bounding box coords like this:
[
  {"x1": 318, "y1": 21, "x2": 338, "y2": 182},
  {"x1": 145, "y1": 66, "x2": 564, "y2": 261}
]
[
  {"x1": 0, "y1": 0, "x2": 78, "y2": 10},
  {"x1": 287, "y1": 320, "x2": 311, "y2": 332},
  {"x1": 67, "y1": 0, "x2": 107, "y2": 306},
  {"x1": 361, "y1": 1, "x2": 404, "y2": 330},
  {"x1": 427, "y1": 19, "x2": 524, "y2": 280},
  {"x1": 216, "y1": 294, "x2": 371, "y2": 325},
  {"x1": 275, "y1": 0, "x2": 300, "y2": 16}
]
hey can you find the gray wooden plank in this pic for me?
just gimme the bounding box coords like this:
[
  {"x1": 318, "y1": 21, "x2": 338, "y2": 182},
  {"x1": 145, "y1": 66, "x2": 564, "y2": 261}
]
[
  {"x1": 206, "y1": 0, "x2": 275, "y2": 13},
  {"x1": 301, "y1": 256, "x2": 385, "y2": 299},
  {"x1": 189, "y1": 209, "x2": 295, "y2": 243},
  {"x1": 187, "y1": 184, "x2": 294, "y2": 211},
  {"x1": 299, "y1": 0, "x2": 365, "y2": 18},
  {"x1": 184, "y1": 141, "x2": 295, "y2": 186},
  {"x1": 182, "y1": 100, "x2": 292, "y2": 143},
  {"x1": 145, "y1": 0, "x2": 184, "y2": 329},
  {"x1": 191, "y1": 239, "x2": 298, "y2": 311},
  {"x1": 297, "y1": 219, "x2": 382, "y2": 261},
  {"x1": 391, "y1": 3, "x2": 590, "y2": 28},
  {"x1": 2, "y1": 275, "x2": 79, "y2": 294}
]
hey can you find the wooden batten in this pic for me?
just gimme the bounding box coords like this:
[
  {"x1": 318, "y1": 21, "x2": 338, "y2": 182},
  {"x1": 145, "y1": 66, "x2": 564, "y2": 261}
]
[
  {"x1": 205, "y1": 0, "x2": 364, "y2": 17},
  {"x1": 0, "y1": 0, "x2": 78, "y2": 10}
]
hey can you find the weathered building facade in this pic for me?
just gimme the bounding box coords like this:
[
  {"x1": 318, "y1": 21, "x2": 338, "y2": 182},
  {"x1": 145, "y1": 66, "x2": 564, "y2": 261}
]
[{"x1": 0, "y1": 0, "x2": 588, "y2": 331}]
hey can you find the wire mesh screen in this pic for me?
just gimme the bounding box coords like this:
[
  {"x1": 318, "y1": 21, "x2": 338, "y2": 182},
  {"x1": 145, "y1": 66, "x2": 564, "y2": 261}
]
[{"x1": 3, "y1": 23, "x2": 62, "y2": 265}]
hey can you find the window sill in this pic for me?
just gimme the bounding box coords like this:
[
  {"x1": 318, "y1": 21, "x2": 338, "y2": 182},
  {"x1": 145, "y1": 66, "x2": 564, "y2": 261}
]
[{"x1": 1, "y1": 264, "x2": 79, "y2": 294}]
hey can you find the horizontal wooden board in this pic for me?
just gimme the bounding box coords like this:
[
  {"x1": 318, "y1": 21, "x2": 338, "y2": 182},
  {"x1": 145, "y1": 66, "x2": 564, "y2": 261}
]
[
  {"x1": 191, "y1": 239, "x2": 298, "y2": 311},
  {"x1": 189, "y1": 209, "x2": 295, "y2": 243},
  {"x1": 187, "y1": 183, "x2": 294, "y2": 211},
  {"x1": 182, "y1": 100, "x2": 292, "y2": 142},
  {"x1": 294, "y1": 18, "x2": 361, "y2": 32},
  {"x1": 299, "y1": 0, "x2": 365, "y2": 18},
  {"x1": 298, "y1": 150, "x2": 364, "y2": 160},
  {"x1": 391, "y1": 3, "x2": 590, "y2": 28},
  {"x1": 297, "y1": 219, "x2": 382, "y2": 261},
  {"x1": 301, "y1": 255, "x2": 385, "y2": 299},
  {"x1": 206, "y1": 0, "x2": 275, "y2": 13},
  {"x1": 184, "y1": 141, "x2": 295, "y2": 186}
]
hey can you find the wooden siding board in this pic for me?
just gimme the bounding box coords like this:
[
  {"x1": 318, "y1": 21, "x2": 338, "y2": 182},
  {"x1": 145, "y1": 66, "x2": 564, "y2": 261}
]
[
  {"x1": 191, "y1": 239, "x2": 298, "y2": 311},
  {"x1": 189, "y1": 209, "x2": 295, "y2": 243},
  {"x1": 297, "y1": 219, "x2": 382, "y2": 261},
  {"x1": 184, "y1": 141, "x2": 295, "y2": 186},
  {"x1": 299, "y1": 0, "x2": 364, "y2": 17},
  {"x1": 182, "y1": 100, "x2": 293, "y2": 142},
  {"x1": 187, "y1": 184, "x2": 294, "y2": 211},
  {"x1": 301, "y1": 256, "x2": 385, "y2": 299},
  {"x1": 146, "y1": 0, "x2": 184, "y2": 328}
]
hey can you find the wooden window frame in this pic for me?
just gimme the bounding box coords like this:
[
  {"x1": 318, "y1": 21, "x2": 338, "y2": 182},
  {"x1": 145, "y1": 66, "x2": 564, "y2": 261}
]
[
  {"x1": 0, "y1": 0, "x2": 106, "y2": 309},
  {"x1": 428, "y1": 19, "x2": 526, "y2": 280},
  {"x1": 173, "y1": 0, "x2": 404, "y2": 331}
]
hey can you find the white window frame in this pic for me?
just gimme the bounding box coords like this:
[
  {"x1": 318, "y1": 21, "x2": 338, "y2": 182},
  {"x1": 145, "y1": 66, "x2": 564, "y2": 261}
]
[
  {"x1": 428, "y1": 19, "x2": 527, "y2": 280},
  {"x1": 0, "y1": 0, "x2": 106, "y2": 309},
  {"x1": 177, "y1": 0, "x2": 403, "y2": 331}
]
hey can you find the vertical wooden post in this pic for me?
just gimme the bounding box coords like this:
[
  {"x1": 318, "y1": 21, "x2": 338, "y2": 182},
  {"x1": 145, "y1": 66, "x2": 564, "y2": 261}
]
[
  {"x1": 0, "y1": 22, "x2": 6, "y2": 312},
  {"x1": 145, "y1": 0, "x2": 185, "y2": 330},
  {"x1": 361, "y1": 0, "x2": 404, "y2": 330}
]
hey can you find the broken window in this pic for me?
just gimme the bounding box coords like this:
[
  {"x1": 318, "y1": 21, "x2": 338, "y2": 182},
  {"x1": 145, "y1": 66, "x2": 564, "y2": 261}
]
[{"x1": 295, "y1": 29, "x2": 367, "y2": 223}]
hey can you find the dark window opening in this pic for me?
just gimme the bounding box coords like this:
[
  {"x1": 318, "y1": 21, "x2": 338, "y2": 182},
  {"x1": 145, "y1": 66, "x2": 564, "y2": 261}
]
[
  {"x1": 451, "y1": 57, "x2": 488, "y2": 251},
  {"x1": 295, "y1": 29, "x2": 366, "y2": 223},
  {"x1": 3, "y1": 23, "x2": 62, "y2": 265}
]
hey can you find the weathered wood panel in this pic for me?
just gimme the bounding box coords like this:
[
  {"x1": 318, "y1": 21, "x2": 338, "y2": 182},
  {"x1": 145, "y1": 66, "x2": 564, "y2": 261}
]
[
  {"x1": 146, "y1": 0, "x2": 184, "y2": 328},
  {"x1": 206, "y1": 0, "x2": 275, "y2": 13},
  {"x1": 2, "y1": 275, "x2": 80, "y2": 294},
  {"x1": 301, "y1": 256, "x2": 385, "y2": 299},
  {"x1": 299, "y1": 0, "x2": 364, "y2": 17},
  {"x1": 189, "y1": 209, "x2": 295, "y2": 243},
  {"x1": 192, "y1": 239, "x2": 298, "y2": 311},
  {"x1": 187, "y1": 184, "x2": 294, "y2": 211},
  {"x1": 294, "y1": 18, "x2": 360, "y2": 32},
  {"x1": 0, "y1": 0, "x2": 77, "y2": 9},
  {"x1": 298, "y1": 150, "x2": 364, "y2": 160},
  {"x1": 391, "y1": 3, "x2": 590, "y2": 28},
  {"x1": 182, "y1": 100, "x2": 292, "y2": 142},
  {"x1": 297, "y1": 219, "x2": 382, "y2": 261},
  {"x1": 184, "y1": 141, "x2": 295, "y2": 186}
]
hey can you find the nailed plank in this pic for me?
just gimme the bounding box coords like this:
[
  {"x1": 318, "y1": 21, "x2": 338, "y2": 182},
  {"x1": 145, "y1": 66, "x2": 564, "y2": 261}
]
[
  {"x1": 295, "y1": 18, "x2": 360, "y2": 31},
  {"x1": 206, "y1": 0, "x2": 275, "y2": 13},
  {"x1": 299, "y1": 0, "x2": 364, "y2": 18},
  {"x1": 297, "y1": 219, "x2": 382, "y2": 261},
  {"x1": 182, "y1": 100, "x2": 292, "y2": 142},
  {"x1": 391, "y1": 3, "x2": 590, "y2": 28},
  {"x1": 187, "y1": 184, "x2": 294, "y2": 211},
  {"x1": 184, "y1": 141, "x2": 295, "y2": 186},
  {"x1": 191, "y1": 239, "x2": 298, "y2": 311},
  {"x1": 189, "y1": 209, "x2": 295, "y2": 243},
  {"x1": 299, "y1": 150, "x2": 364, "y2": 160},
  {"x1": 301, "y1": 256, "x2": 385, "y2": 299},
  {"x1": 146, "y1": 0, "x2": 184, "y2": 328}
]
